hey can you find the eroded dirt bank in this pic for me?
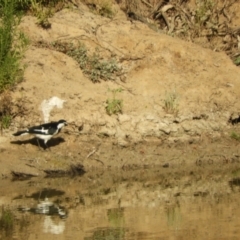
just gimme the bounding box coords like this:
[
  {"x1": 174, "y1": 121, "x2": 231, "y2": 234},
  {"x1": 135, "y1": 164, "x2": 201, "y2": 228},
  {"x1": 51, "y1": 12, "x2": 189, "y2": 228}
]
[{"x1": 1, "y1": 2, "x2": 240, "y2": 178}]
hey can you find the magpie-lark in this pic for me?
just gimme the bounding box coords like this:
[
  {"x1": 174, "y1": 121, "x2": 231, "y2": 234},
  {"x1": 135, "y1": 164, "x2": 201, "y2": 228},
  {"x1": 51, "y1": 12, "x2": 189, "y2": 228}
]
[{"x1": 13, "y1": 119, "x2": 67, "y2": 149}]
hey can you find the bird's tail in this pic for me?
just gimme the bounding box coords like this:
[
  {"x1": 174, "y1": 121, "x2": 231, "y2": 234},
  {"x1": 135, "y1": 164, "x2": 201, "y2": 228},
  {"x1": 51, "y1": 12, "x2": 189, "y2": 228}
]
[{"x1": 13, "y1": 130, "x2": 29, "y2": 136}]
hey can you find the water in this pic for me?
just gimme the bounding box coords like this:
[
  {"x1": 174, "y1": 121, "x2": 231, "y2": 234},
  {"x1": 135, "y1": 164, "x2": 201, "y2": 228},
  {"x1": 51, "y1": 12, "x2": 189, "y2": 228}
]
[{"x1": 1, "y1": 164, "x2": 240, "y2": 240}]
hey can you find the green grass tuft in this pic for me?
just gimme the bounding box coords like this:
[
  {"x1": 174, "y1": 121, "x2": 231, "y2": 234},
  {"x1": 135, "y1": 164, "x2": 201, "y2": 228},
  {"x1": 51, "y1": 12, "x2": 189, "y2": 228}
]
[
  {"x1": 163, "y1": 91, "x2": 179, "y2": 115},
  {"x1": 0, "y1": 206, "x2": 14, "y2": 231},
  {"x1": 106, "y1": 88, "x2": 123, "y2": 115},
  {"x1": 0, "y1": 0, "x2": 28, "y2": 92},
  {"x1": 230, "y1": 132, "x2": 240, "y2": 141}
]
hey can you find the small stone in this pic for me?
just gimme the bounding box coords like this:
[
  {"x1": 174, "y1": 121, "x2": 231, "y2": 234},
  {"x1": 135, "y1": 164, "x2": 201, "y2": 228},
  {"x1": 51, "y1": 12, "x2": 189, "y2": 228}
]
[
  {"x1": 162, "y1": 163, "x2": 169, "y2": 168},
  {"x1": 117, "y1": 138, "x2": 129, "y2": 147},
  {"x1": 181, "y1": 122, "x2": 191, "y2": 132},
  {"x1": 98, "y1": 127, "x2": 116, "y2": 136},
  {"x1": 118, "y1": 114, "x2": 131, "y2": 123}
]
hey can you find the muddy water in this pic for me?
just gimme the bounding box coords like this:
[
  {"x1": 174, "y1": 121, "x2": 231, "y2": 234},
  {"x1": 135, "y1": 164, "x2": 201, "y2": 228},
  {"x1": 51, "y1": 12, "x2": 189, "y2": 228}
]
[{"x1": 1, "y1": 162, "x2": 240, "y2": 240}]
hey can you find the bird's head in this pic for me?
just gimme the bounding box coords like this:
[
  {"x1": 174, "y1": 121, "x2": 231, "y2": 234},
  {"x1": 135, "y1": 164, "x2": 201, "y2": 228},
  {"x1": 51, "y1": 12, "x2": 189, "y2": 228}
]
[{"x1": 58, "y1": 119, "x2": 67, "y2": 129}]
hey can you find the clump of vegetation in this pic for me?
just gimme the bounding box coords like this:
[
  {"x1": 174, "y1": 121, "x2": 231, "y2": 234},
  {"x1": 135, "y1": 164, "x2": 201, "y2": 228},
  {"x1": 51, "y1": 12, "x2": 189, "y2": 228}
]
[
  {"x1": 16, "y1": 0, "x2": 115, "y2": 28},
  {"x1": 0, "y1": 206, "x2": 14, "y2": 232},
  {"x1": 120, "y1": 0, "x2": 240, "y2": 66},
  {"x1": 0, "y1": 91, "x2": 13, "y2": 129},
  {"x1": 16, "y1": 0, "x2": 66, "y2": 28},
  {"x1": 0, "y1": 1, "x2": 29, "y2": 129},
  {"x1": 0, "y1": 205, "x2": 30, "y2": 237},
  {"x1": 234, "y1": 56, "x2": 240, "y2": 66},
  {"x1": 230, "y1": 132, "x2": 240, "y2": 141},
  {"x1": 106, "y1": 88, "x2": 123, "y2": 115},
  {"x1": 30, "y1": 0, "x2": 53, "y2": 28},
  {"x1": 50, "y1": 41, "x2": 121, "y2": 82},
  {"x1": 0, "y1": 0, "x2": 28, "y2": 92},
  {"x1": 163, "y1": 91, "x2": 179, "y2": 115},
  {"x1": 195, "y1": 0, "x2": 215, "y2": 28},
  {"x1": 0, "y1": 91, "x2": 29, "y2": 130},
  {"x1": 83, "y1": 0, "x2": 116, "y2": 18}
]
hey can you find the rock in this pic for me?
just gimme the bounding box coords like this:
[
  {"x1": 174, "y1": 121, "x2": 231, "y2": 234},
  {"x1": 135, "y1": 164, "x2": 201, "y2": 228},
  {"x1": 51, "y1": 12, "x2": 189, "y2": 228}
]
[
  {"x1": 158, "y1": 122, "x2": 169, "y2": 133},
  {"x1": 120, "y1": 121, "x2": 134, "y2": 133},
  {"x1": 118, "y1": 114, "x2": 131, "y2": 123},
  {"x1": 128, "y1": 133, "x2": 143, "y2": 143},
  {"x1": 137, "y1": 121, "x2": 159, "y2": 136},
  {"x1": 117, "y1": 138, "x2": 129, "y2": 147},
  {"x1": 181, "y1": 122, "x2": 192, "y2": 132},
  {"x1": 98, "y1": 126, "x2": 116, "y2": 137}
]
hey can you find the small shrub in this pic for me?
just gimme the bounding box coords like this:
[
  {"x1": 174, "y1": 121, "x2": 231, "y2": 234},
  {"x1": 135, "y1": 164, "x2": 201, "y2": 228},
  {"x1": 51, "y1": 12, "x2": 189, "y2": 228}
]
[
  {"x1": 50, "y1": 41, "x2": 121, "y2": 82},
  {"x1": 0, "y1": 0, "x2": 28, "y2": 92},
  {"x1": 195, "y1": 0, "x2": 215, "y2": 27},
  {"x1": 0, "y1": 91, "x2": 28, "y2": 129},
  {"x1": 106, "y1": 88, "x2": 123, "y2": 115}
]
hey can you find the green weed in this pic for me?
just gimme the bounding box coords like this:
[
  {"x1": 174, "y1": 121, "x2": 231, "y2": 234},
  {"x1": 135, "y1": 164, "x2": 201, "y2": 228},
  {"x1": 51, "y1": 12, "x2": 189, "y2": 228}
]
[
  {"x1": 1, "y1": 115, "x2": 11, "y2": 129},
  {"x1": 30, "y1": 0, "x2": 53, "y2": 28},
  {"x1": 96, "y1": 0, "x2": 115, "y2": 18},
  {"x1": 0, "y1": 91, "x2": 28, "y2": 130},
  {"x1": 99, "y1": 1, "x2": 115, "y2": 18},
  {"x1": 230, "y1": 132, "x2": 240, "y2": 141},
  {"x1": 51, "y1": 41, "x2": 121, "y2": 82},
  {"x1": 16, "y1": 0, "x2": 66, "y2": 28},
  {"x1": 0, "y1": 205, "x2": 29, "y2": 237},
  {"x1": 234, "y1": 56, "x2": 240, "y2": 66},
  {"x1": 163, "y1": 91, "x2": 179, "y2": 115},
  {"x1": 195, "y1": 0, "x2": 215, "y2": 27},
  {"x1": 16, "y1": 0, "x2": 65, "y2": 11},
  {"x1": 106, "y1": 88, "x2": 123, "y2": 115},
  {"x1": 0, "y1": 206, "x2": 14, "y2": 232},
  {"x1": 84, "y1": 0, "x2": 115, "y2": 18},
  {"x1": 107, "y1": 208, "x2": 124, "y2": 227},
  {"x1": 232, "y1": 168, "x2": 240, "y2": 178},
  {"x1": 0, "y1": 91, "x2": 13, "y2": 129}
]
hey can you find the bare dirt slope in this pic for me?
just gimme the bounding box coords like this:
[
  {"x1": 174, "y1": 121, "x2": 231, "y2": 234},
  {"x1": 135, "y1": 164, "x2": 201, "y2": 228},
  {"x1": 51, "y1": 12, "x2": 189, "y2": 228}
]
[{"x1": 1, "y1": 2, "x2": 240, "y2": 177}]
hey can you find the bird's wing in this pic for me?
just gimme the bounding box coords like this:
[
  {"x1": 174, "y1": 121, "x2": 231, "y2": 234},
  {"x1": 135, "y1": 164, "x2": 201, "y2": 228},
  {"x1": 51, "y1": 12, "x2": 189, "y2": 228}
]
[
  {"x1": 28, "y1": 127, "x2": 49, "y2": 135},
  {"x1": 48, "y1": 126, "x2": 59, "y2": 135},
  {"x1": 28, "y1": 122, "x2": 59, "y2": 135}
]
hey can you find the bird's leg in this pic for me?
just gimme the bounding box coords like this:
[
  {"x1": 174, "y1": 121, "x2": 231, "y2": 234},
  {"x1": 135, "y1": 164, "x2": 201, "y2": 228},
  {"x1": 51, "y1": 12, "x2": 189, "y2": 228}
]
[
  {"x1": 36, "y1": 138, "x2": 42, "y2": 150},
  {"x1": 44, "y1": 140, "x2": 51, "y2": 151}
]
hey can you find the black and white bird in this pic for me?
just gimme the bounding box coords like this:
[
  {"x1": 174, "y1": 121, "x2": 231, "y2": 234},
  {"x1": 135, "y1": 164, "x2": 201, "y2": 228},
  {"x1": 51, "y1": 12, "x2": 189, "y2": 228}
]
[{"x1": 13, "y1": 119, "x2": 67, "y2": 149}]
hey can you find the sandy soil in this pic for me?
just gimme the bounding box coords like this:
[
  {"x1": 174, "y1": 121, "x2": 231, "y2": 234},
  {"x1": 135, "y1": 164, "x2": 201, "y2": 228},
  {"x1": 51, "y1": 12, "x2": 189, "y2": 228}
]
[{"x1": 1, "y1": 1, "x2": 240, "y2": 178}]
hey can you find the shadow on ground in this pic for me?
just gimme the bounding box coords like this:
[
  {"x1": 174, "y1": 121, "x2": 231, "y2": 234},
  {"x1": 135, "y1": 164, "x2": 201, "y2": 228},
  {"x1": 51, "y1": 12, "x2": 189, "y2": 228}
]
[{"x1": 11, "y1": 137, "x2": 66, "y2": 149}]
